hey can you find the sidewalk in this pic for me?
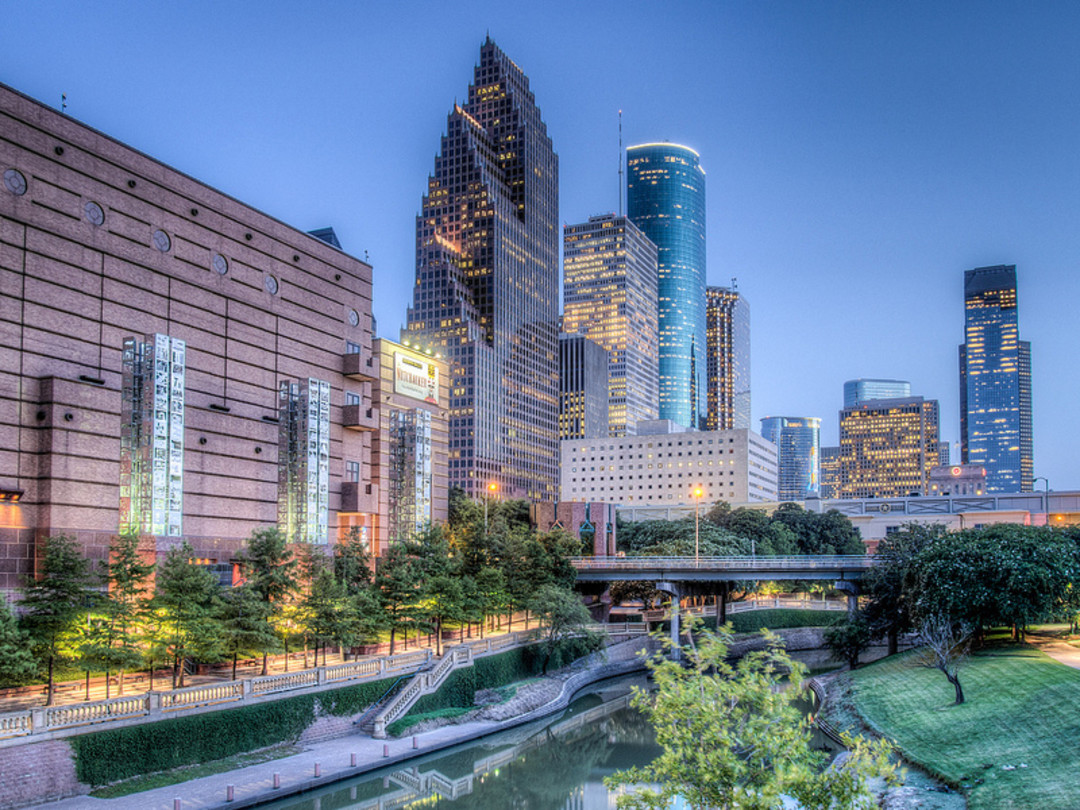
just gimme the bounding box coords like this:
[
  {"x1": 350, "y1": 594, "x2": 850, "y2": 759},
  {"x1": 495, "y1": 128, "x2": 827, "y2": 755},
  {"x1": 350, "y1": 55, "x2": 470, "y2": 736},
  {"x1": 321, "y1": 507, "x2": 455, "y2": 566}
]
[
  {"x1": 1025, "y1": 632, "x2": 1080, "y2": 670},
  {"x1": 48, "y1": 718, "x2": 511, "y2": 810}
]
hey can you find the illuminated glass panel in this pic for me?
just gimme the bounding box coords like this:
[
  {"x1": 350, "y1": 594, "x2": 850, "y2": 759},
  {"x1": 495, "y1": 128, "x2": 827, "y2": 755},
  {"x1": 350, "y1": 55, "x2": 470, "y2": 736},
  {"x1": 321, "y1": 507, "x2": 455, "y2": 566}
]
[
  {"x1": 387, "y1": 408, "x2": 433, "y2": 542},
  {"x1": 278, "y1": 378, "x2": 331, "y2": 544}
]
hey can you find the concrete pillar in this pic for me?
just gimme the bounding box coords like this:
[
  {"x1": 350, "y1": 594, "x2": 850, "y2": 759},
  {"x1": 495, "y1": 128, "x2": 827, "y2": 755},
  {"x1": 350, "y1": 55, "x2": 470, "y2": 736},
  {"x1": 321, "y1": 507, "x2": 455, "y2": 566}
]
[{"x1": 656, "y1": 581, "x2": 683, "y2": 661}]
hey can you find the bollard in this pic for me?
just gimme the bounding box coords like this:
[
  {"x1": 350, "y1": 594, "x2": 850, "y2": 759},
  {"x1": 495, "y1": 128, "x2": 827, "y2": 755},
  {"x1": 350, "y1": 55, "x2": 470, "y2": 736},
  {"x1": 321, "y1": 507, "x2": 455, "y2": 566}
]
[
  {"x1": 350, "y1": 752, "x2": 357, "y2": 767},
  {"x1": 412, "y1": 735, "x2": 418, "y2": 749},
  {"x1": 383, "y1": 743, "x2": 389, "y2": 757},
  {"x1": 226, "y1": 785, "x2": 234, "y2": 802},
  {"x1": 314, "y1": 762, "x2": 321, "y2": 778},
  {"x1": 273, "y1": 773, "x2": 281, "y2": 789},
  {"x1": 174, "y1": 800, "x2": 181, "y2": 810}
]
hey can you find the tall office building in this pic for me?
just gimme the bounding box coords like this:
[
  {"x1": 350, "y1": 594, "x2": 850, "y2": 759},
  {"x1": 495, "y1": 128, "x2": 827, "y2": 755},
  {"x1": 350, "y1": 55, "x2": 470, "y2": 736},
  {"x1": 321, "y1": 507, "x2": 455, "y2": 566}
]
[
  {"x1": 562, "y1": 214, "x2": 659, "y2": 436},
  {"x1": 705, "y1": 286, "x2": 750, "y2": 430},
  {"x1": 558, "y1": 334, "x2": 609, "y2": 441},
  {"x1": 819, "y1": 446, "x2": 841, "y2": 500},
  {"x1": 959, "y1": 265, "x2": 1033, "y2": 493},
  {"x1": 626, "y1": 143, "x2": 706, "y2": 429},
  {"x1": 843, "y1": 379, "x2": 911, "y2": 408},
  {"x1": 838, "y1": 397, "x2": 942, "y2": 499},
  {"x1": 760, "y1": 416, "x2": 820, "y2": 501},
  {"x1": 404, "y1": 39, "x2": 559, "y2": 502}
]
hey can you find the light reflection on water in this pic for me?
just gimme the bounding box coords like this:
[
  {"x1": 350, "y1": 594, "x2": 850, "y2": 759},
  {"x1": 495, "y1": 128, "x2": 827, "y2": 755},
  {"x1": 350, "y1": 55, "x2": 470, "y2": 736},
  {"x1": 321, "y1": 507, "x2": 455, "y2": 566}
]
[{"x1": 257, "y1": 672, "x2": 837, "y2": 810}]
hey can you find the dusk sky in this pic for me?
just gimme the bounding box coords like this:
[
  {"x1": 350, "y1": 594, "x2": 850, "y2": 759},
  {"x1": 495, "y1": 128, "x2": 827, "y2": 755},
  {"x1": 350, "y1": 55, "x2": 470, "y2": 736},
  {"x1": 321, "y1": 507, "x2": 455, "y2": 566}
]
[{"x1": 5, "y1": 1, "x2": 1079, "y2": 489}]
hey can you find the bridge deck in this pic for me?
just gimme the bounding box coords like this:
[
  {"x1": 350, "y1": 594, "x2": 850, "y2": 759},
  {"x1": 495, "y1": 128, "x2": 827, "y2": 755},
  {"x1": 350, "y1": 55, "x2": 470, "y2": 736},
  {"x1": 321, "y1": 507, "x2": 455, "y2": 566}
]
[{"x1": 570, "y1": 555, "x2": 874, "y2": 582}]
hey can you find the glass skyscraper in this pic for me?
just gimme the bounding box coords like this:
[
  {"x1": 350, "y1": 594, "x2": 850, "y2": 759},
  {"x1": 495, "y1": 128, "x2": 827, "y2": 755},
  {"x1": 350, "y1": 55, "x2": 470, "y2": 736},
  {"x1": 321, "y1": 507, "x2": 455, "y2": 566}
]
[
  {"x1": 627, "y1": 143, "x2": 706, "y2": 429},
  {"x1": 838, "y1": 396, "x2": 941, "y2": 499},
  {"x1": 843, "y1": 379, "x2": 910, "y2": 408},
  {"x1": 959, "y1": 265, "x2": 1033, "y2": 493},
  {"x1": 760, "y1": 416, "x2": 820, "y2": 501},
  {"x1": 563, "y1": 214, "x2": 659, "y2": 436},
  {"x1": 405, "y1": 38, "x2": 559, "y2": 501},
  {"x1": 558, "y1": 334, "x2": 609, "y2": 441},
  {"x1": 705, "y1": 286, "x2": 750, "y2": 430}
]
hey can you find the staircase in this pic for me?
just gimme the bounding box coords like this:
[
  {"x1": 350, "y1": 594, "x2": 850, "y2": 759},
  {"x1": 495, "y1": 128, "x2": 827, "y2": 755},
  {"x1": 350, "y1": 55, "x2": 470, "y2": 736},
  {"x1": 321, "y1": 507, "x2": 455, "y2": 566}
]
[
  {"x1": 356, "y1": 670, "x2": 424, "y2": 734},
  {"x1": 371, "y1": 645, "x2": 473, "y2": 738}
]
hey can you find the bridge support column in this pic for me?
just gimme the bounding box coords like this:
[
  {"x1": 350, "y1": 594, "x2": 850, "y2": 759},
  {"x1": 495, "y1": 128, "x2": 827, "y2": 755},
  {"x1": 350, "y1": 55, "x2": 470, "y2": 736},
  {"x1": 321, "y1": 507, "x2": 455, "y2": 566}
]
[
  {"x1": 834, "y1": 580, "x2": 859, "y2": 619},
  {"x1": 655, "y1": 581, "x2": 683, "y2": 661}
]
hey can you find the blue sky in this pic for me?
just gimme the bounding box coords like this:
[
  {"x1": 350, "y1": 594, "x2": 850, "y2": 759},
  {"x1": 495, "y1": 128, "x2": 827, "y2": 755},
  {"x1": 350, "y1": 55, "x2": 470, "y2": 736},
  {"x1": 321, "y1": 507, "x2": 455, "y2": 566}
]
[{"x1": 5, "y1": 1, "x2": 1079, "y2": 488}]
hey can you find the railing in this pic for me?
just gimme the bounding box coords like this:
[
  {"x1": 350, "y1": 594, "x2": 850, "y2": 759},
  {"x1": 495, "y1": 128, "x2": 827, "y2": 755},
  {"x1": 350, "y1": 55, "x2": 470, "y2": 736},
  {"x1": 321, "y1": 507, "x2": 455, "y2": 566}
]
[
  {"x1": 640, "y1": 595, "x2": 849, "y2": 623},
  {"x1": 570, "y1": 555, "x2": 875, "y2": 572},
  {"x1": 0, "y1": 626, "x2": 571, "y2": 745}
]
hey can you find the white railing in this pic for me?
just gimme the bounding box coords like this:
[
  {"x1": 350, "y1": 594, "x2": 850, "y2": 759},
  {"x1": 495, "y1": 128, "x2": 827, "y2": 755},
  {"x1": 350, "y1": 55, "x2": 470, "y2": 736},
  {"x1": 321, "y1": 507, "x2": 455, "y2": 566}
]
[
  {"x1": 571, "y1": 554, "x2": 874, "y2": 572},
  {"x1": 0, "y1": 625, "x2": 581, "y2": 745}
]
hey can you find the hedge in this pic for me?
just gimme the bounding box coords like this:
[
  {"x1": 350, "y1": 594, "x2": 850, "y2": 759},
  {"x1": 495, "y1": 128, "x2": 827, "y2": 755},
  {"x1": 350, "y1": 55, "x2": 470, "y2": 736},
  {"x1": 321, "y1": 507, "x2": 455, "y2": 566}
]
[
  {"x1": 704, "y1": 608, "x2": 840, "y2": 634},
  {"x1": 70, "y1": 674, "x2": 397, "y2": 786}
]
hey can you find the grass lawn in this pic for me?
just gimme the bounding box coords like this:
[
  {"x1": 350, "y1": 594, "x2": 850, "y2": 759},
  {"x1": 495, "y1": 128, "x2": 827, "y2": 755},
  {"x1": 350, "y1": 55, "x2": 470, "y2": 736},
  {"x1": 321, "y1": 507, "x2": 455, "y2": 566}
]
[{"x1": 845, "y1": 640, "x2": 1080, "y2": 810}]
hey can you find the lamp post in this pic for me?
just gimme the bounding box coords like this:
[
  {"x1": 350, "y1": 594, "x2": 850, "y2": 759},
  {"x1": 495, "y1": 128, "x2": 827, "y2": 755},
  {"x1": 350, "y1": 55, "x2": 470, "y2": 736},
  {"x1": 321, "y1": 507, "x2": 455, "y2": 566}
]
[
  {"x1": 1034, "y1": 476, "x2": 1050, "y2": 527},
  {"x1": 693, "y1": 487, "x2": 704, "y2": 563},
  {"x1": 483, "y1": 481, "x2": 498, "y2": 533}
]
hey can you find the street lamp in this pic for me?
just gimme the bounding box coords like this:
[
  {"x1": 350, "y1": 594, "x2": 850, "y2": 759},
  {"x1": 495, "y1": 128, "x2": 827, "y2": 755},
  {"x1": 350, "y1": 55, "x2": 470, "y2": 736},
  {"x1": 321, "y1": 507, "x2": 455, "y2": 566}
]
[
  {"x1": 1034, "y1": 476, "x2": 1050, "y2": 527},
  {"x1": 483, "y1": 481, "x2": 498, "y2": 533},
  {"x1": 692, "y1": 486, "x2": 705, "y2": 563}
]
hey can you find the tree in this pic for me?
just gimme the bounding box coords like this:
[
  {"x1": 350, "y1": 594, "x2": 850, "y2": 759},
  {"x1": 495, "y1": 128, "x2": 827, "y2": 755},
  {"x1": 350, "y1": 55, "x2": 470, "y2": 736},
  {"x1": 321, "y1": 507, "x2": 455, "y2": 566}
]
[
  {"x1": 19, "y1": 534, "x2": 94, "y2": 705},
  {"x1": 916, "y1": 615, "x2": 972, "y2": 705},
  {"x1": 472, "y1": 566, "x2": 508, "y2": 637},
  {"x1": 240, "y1": 528, "x2": 298, "y2": 674},
  {"x1": 154, "y1": 542, "x2": 221, "y2": 688},
  {"x1": 823, "y1": 615, "x2": 873, "y2": 670},
  {"x1": 216, "y1": 583, "x2": 275, "y2": 680},
  {"x1": 91, "y1": 530, "x2": 155, "y2": 696},
  {"x1": 333, "y1": 528, "x2": 373, "y2": 596},
  {"x1": 424, "y1": 574, "x2": 466, "y2": 656},
  {"x1": 375, "y1": 540, "x2": 421, "y2": 654},
  {"x1": 528, "y1": 585, "x2": 601, "y2": 674},
  {"x1": 605, "y1": 624, "x2": 895, "y2": 809},
  {"x1": 769, "y1": 503, "x2": 865, "y2": 555},
  {"x1": 0, "y1": 599, "x2": 36, "y2": 687},
  {"x1": 303, "y1": 567, "x2": 355, "y2": 666},
  {"x1": 861, "y1": 524, "x2": 945, "y2": 655}
]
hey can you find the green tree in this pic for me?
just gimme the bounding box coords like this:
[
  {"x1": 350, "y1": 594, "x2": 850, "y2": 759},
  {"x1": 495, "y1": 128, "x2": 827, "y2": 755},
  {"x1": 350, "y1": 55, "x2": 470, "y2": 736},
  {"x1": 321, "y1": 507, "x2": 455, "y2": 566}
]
[
  {"x1": 216, "y1": 583, "x2": 275, "y2": 680},
  {"x1": 303, "y1": 567, "x2": 355, "y2": 666},
  {"x1": 473, "y1": 566, "x2": 508, "y2": 636},
  {"x1": 240, "y1": 527, "x2": 298, "y2": 674},
  {"x1": 375, "y1": 540, "x2": 421, "y2": 654},
  {"x1": 19, "y1": 534, "x2": 93, "y2": 705},
  {"x1": 0, "y1": 599, "x2": 36, "y2": 687},
  {"x1": 154, "y1": 542, "x2": 221, "y2": 688},
  {"x1": 333, "y1": 528, "x2": 373, "y2": 596},
  {"x1": 528, "y1": 585, "x2": 601, "y2": 674},
  {"x1": 823, "y1": 615, "x2": 873, "y2": 670},
  {"x1": 91, "y1": 530, "x2": 154, "y2": 696},
  {"x1": 769, "y1": 503, "x2": 865, "y2": 555},
  {"x1": 424, "y1": 574, "x2": 466, "y2": 656},
  {"x1": 605, "y1": 624, "x2": 895, "y2": 809}
]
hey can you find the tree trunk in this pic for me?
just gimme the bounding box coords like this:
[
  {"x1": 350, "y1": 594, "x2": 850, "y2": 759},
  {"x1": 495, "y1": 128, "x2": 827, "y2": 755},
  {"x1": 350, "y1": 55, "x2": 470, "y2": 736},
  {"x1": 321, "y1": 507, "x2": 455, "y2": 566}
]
[
  {"x1": 118, "y1": 669, "x2": 125, "y2": 697},
  {"x1": 389, "y1": 627, "x2": 397, "y2": 656},
  {"x1": 179, "y1": 657, "x2": 186, "y2": 689},
  {"x1": 45, "y1": 656, "x2": 55, "y2": 707},
  {"x1": 946, "y1": 670, "x2": 965, "y2": 705},
  {"x1": 232, "y1": 653, "x2": 238, "y2": 681},
  {"x1": 261, "y1": 652, "x2": 268, "y2": 677},
  {"x1": 888, "y1": 628, "x2": 899, "y2": 657},
  {"x1": 83, "y1": 668, "x2": 89, "y2": 702},
  {"x1": 436, "y1": 617, "x2": 442, "y2": 657},
  {"x1": 105, "y1": 669, "x2": 111, "y2": 700},
  {"x1": 172, "y1": 656, "x2": 178, "y2": 691}
]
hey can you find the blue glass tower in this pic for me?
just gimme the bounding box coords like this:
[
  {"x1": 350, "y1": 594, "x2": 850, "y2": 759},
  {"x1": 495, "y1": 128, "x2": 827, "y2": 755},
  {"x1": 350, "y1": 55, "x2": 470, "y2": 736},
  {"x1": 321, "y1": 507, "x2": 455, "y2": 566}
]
[
  {"x1": 760, "y1": 416, "x2": 820, "y2": 501},
  {"x1": 627, "y1": 143, "x2": 706, "y2": 429},
  {"x1": 959, "y1": 265, "x2": 1032, "y2": 493}
]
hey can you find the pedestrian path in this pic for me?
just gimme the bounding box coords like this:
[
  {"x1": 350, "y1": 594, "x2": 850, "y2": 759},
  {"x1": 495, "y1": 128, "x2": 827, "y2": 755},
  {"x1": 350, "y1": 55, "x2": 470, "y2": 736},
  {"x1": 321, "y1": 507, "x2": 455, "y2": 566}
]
[{"x1": 1025, "y1": 632, "x2": 1080, "y2": 670}]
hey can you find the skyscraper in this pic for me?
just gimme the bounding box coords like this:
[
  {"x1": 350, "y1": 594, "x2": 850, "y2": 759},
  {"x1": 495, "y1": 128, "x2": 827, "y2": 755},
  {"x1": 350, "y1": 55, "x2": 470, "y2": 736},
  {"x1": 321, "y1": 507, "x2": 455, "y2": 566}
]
[
  {"x1": 959, "y1": 265, "x2": 1033, "y2": 493},
  {"x1": 838, "y1": 396, "x2": 941, "y2": 499},
  {"x1": 626, "y1": 143, "x2": 706, "y2": 429},
  {"x1": 843, "y1": 379, "x2": 911, "y2": 408},
  {"x1": 705, "y1": 286, "x2": 750, "y2": 430},
  {"x1": 562, "y1": 213, "x2": 659, "y2": 436},
  {"x1": 760, "y1": 416, "x2": 820, "y2": 501},
  {"x1": 404, "y1": 38, "x2": 559, "y2": 501},
  {"x1": 558, "y1": 334, "x2": 609, "y2": 441}
]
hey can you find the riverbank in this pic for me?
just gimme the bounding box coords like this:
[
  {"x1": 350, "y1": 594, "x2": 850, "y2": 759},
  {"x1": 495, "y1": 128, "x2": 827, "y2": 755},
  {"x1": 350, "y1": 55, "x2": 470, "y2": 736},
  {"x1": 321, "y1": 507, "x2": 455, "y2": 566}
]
[
  {"x1": 820, "y1": 637, "x2": 1080, "y2": 810},
  {"x1": 42, "y1": 638, "x2": 654, "y2": 810}
]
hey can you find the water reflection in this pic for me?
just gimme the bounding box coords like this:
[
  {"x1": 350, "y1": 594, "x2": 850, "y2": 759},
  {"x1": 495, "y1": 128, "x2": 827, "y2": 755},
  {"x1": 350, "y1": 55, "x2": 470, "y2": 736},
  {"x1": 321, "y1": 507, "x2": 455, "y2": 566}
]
[{"x1": 259, "y1": 676, "x2": 663, "y2": 810}]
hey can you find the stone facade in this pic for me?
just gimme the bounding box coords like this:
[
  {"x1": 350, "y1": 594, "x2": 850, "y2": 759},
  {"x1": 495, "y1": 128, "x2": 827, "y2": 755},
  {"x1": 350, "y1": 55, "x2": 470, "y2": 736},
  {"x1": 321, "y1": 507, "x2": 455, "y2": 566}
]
[
  {"x1": 531, "y1": 501, "x2": 617, "y2": 556},
  {"x1": 0, "y1": 83, "x2": 376, "y2": 591}
]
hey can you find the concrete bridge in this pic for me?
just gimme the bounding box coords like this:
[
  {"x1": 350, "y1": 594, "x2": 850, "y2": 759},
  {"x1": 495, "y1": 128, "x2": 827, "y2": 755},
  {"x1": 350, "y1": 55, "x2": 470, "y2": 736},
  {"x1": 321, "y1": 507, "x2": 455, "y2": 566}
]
[{"x1": 570, "y1": 555, "x2": 876, "y2": 657}]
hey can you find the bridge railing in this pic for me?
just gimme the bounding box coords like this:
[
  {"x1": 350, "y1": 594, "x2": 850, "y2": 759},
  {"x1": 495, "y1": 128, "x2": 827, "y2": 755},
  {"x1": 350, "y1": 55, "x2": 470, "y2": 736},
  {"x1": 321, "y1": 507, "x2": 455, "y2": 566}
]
[{"x1": 569, "y1": 555, "x2": 874, "y2": 571}]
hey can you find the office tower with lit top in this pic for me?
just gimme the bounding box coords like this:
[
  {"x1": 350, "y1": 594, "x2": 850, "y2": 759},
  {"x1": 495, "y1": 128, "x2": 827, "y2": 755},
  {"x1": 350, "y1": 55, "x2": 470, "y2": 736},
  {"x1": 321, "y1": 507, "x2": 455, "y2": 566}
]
[
  {"x1": 959, "y1": 265, "x2": 1032, "y2": 493},
  {"x1": 760, "y1": 416, "x2": 820, "y2": 501},
  {"x1": 838, "y1": 396, "x2": 942, "y2": 499},
  {"x1": 562, "y1": 213, "x2": 659, "y2": 436},
  {"x1": 626, "y1": 143, "x2": 706, "y2": 429},
  {"x1": 404, "y1": 38, "x2": 559, "y2": 501},
  {"x1": 843, "y1": 379, "x2": 910, "y2": 408},
  {"x1": 705, "y1": 286, "x2": 750, "y2": 430}
]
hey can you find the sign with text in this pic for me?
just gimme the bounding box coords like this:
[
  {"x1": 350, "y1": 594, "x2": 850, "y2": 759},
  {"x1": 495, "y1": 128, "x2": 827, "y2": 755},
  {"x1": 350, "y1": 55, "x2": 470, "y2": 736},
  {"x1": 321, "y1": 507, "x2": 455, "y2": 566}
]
[{"x1": 394, "y1": 352, "x2": 439, "y2": 405}]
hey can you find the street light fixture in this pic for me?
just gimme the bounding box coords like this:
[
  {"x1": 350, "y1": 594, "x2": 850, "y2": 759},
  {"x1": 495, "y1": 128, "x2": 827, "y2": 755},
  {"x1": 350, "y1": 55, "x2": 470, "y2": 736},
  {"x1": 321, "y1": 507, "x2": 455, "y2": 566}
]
[
  {"x1": 484, "y1": 481, "x2": 498, "y2": 533},
  {"x1": 693, "y1": 486, "x2": 705, "y2": 563}
]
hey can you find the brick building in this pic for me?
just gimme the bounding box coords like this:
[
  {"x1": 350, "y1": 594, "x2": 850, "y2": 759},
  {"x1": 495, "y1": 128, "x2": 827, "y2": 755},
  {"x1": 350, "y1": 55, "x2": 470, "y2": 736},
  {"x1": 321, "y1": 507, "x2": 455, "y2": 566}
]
[{"x1": 0, "y1": 83, "x2": 377, "y2": 593}]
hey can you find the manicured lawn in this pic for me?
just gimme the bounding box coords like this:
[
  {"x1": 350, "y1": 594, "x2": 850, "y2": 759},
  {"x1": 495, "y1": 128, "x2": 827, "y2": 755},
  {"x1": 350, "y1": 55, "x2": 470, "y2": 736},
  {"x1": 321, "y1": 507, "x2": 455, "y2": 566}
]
[{"x1": 846, "y1": 641, "x2": 1080, "y2": 809}]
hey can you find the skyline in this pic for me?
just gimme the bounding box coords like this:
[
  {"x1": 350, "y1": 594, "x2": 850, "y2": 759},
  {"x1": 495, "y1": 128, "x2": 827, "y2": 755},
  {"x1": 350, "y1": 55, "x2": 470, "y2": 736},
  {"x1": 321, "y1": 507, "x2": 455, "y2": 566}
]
[{"x1": 5, "y1": 1, "x2": 1079, "y2": 489}]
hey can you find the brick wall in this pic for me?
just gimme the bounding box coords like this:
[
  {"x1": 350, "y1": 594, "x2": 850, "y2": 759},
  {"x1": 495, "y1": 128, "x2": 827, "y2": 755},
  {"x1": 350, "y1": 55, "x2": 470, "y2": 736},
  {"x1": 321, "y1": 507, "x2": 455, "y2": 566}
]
[{"x1": 0, "y1": 739, "x2": 87, "y2": 808}]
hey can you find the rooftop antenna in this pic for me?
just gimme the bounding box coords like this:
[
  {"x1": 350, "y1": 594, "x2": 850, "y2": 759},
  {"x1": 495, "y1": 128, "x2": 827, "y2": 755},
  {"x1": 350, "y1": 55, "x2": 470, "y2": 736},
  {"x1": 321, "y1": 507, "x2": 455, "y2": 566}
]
[
  {"x1": 618, "y1": 109, "x2": 624, "y2": 216},
  {"x1": 61, "y1": 93, "x2": 67, "y2": 113},
  {"x1": 731, "y1": 276, "x2": 738, "y2": 292}
]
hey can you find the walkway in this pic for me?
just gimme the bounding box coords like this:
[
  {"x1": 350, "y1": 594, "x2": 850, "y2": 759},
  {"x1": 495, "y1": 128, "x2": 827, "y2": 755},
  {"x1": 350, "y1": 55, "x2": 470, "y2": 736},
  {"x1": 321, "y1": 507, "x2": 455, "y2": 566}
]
[{"x1": 1025, "y1": 631, "x2": 1080, "y2": 670}]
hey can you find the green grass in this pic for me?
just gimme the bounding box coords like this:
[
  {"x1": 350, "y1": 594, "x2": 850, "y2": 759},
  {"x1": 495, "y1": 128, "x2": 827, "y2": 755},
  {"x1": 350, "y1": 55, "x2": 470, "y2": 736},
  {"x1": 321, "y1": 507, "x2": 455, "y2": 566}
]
[
  {"x1": 386, "y1": 705, "x2": 476, "y2": 736},
  {"x1": 845, "y1": 641, "x2": 1080, "y2": 809},
  {"x1": 89, "y1": 745, "x2": 301, "y2": 798}
]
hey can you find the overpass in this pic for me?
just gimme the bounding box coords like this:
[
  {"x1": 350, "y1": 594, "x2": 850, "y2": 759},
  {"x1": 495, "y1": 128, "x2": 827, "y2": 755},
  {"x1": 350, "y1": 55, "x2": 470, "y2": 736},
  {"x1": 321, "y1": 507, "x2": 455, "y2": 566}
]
[{"x1": 570, "y1": 555, "x2": 876, "y2": 656}]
